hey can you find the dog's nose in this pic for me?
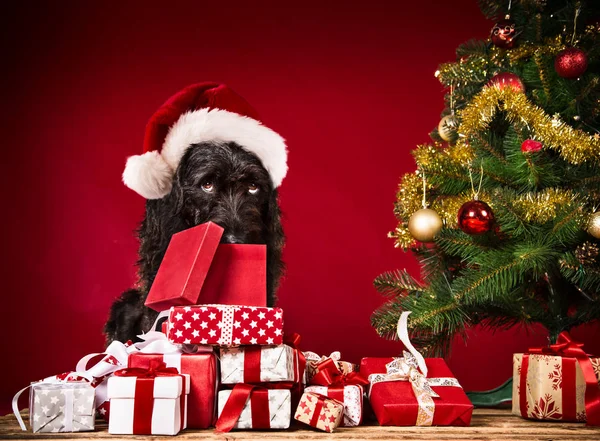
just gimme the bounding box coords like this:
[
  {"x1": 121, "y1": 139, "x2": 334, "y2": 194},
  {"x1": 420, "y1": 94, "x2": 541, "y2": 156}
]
[{"x1": 222, "y1": 234, "x2": 245, "y2": 244}]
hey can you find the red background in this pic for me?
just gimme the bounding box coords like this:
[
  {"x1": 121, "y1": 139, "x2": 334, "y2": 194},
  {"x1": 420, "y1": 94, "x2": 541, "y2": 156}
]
[{"x1": 3, "y1": 0, "x2": 599, "y2": 415}]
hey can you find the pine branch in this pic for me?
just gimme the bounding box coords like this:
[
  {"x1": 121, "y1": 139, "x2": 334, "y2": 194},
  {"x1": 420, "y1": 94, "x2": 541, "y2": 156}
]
[
  {"x1": 373, "y1": 269, "x2": 425, "y2": 297},
  {"x1": 490, "y1": 188, "x2": 536, "y2": 238},
  {"x1": 456, "y1": 39, "x2": 489, "y2": 57},
  {"x1": 435, "y1": 228, "x2": 489, "y2": 263},
  {"x1": 560, "y1": 253, "x2": 600, "y2": 292},
  {"x1": 551, "y1": 205, "x2": 586, "y2": 244}
]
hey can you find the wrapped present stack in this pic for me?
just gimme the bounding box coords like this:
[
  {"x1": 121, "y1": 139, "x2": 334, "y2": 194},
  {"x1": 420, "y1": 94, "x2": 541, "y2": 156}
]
[
  {"x1": 300, "y1": 351, "x2": 367, "y2": 430},
  {"x1": 12, "y1": 222, "x2": 478, "y2": 435}
]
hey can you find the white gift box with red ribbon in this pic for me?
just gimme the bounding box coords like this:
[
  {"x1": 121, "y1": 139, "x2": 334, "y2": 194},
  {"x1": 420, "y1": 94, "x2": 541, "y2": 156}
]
[{"x1": 107, "y1": 371, "x2": 190, "y2": 435}]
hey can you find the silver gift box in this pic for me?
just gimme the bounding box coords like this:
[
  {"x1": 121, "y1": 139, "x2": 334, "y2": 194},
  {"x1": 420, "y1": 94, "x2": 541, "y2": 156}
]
[
  {"x1": 220, "y1": 344, "x2": 297, "y2": 384},
  {"x1": 217, "y1": 389, "x2": 291, "y2": 429},
  {"x1": 29, "y1": 381, "x2": 95, "y2": 433}
]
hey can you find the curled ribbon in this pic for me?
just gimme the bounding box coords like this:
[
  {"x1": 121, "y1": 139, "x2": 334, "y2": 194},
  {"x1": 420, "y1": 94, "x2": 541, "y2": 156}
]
[
  {"x1": 367, "y1": 311, "x2": 462, "y2": 426},
  {"x1": 524, "y1": 331, "x2": 600, "y2": 426}
]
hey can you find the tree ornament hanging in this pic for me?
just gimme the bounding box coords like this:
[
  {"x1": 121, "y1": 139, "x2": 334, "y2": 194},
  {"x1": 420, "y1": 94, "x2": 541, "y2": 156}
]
[
  {"x1": 521, "y1": 139, "x2": 543, "y2": 153},
  {"x1": 554, "y1": 48, "x2": 588, "y2": 78},
  {"x1": 409, "y1": 209, "x2": 444, "y2": 242},
  {"x1": 438, "y1": 114, "x2": 459, "y2": 142},
  {"x1": 438, "y1": 84, "x2": 459, "y2": 143},
  {"x1": 486, "y1": 72, "x2": 525, "y2": 93},
  {"x1": 408, "y1": 172, "x2": 443, "y2": 242},
  {"x1": 490, "y1": 15, "x2": 518, "y2": 49},
  {"x1": 458, "y1": 200, "x2": 495, "y2": 235},
  {"x1": 457, "y1": 166, "x2": 495, "y2": 235},
  {"x1": 588, "y1": 212, "x2": 600, "y2": 239},
  {"x1": 554, "y1": 6, "x2": 587, "y2": 79}
]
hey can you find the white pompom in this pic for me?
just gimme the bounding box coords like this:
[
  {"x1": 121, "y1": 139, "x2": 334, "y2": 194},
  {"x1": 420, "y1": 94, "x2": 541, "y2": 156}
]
[{"x1": 122, "y1": 151, "x2": 173, "y2": 199}]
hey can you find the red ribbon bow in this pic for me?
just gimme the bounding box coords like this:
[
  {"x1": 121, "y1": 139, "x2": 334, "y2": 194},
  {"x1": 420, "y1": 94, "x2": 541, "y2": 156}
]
[
  {"x1": 528, "y1": 332, "x2": 588, "y2": 358},
  {"x1": 310, "y1": 358, "x2": 369, "y2": 388},
  {"x1": 114, "y1": 360, "x2": 180, "y2": 378},
  {"x1": 524, "y1": 331, "x2": 600, "y2": 426}
]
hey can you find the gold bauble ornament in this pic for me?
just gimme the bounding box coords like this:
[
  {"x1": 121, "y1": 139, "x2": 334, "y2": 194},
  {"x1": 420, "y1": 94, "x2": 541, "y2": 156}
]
[
  {"x1": 588, "y1": 212, "x2": 600, "y2": 239},
  {"x1": 438, "y1": 114, "x2": 459, "y2": 142},
  {"x1": 408, "y1": 208, "x2": 443, "y2": 242}
]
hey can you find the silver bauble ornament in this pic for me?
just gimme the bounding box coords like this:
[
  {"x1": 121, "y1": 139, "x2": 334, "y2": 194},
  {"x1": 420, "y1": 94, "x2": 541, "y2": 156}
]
[
  {"x1": 408, "y1": 208, "x2": 443, "y2": 242},
  {"x1": 588, "y1": 212, "x2": 600, "y2": 239},
  {"x1": 438, "y1": 114, "x2": 459, "y2": 142}
]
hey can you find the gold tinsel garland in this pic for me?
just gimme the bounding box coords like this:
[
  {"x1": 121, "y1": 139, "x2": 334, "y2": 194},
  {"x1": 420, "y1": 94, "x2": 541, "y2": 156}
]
[
  {"x1": 511, "y1": 188, "x2": 581, "y2": 223},
  {"x1": 507, "y1": 35, "x2": 565, "y2": 63},
  {"x1": 459, "y1": 86, "x2": 600, "y2": 165}
]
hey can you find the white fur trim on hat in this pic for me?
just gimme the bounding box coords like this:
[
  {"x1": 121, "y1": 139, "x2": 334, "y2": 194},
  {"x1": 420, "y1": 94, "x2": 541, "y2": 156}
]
[
  {"x1": 122, "y1": 151, "x2": 173, "y2": 199},
  {"x1": 123, "y1": 108, "x2": 288, "y2": 199}
]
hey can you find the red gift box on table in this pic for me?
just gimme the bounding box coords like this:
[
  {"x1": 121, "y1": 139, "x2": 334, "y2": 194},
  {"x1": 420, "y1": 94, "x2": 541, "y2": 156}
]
[
  {"x1": 361, "y1": 356, "x2": 473, "y2": 426},
  {"x1": 359, "y1": 311, "x2": 473, "y2": 427},
  {"x1": 167, "y1": 304, "x2": 284, "y2": 346},
  {"x1": 128, "y1": 351, "x2": 218, "y2": 429},
  {"x1": 144, "y1": 222, "x2": 266, "y2": 311}
]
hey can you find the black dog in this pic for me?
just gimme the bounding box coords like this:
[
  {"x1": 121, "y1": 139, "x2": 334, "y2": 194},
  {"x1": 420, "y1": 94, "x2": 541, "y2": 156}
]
[{"x1": 104, "y1": 141, "x2": 285, "y2": 344}]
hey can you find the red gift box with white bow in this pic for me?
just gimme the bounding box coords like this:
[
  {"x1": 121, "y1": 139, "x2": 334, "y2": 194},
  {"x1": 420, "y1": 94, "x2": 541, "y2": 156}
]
[{"x1": 360, "y1": 312, "x2": 473, "y2": 427}]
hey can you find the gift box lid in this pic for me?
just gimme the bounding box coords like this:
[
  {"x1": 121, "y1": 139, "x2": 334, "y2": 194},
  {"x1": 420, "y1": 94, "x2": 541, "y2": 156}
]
[{"x1": 107, "y1": 374, "x2": 190, "y2": 399}]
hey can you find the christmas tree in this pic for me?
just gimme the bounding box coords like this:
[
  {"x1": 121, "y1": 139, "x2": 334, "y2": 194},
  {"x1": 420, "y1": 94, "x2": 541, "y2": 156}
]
[{"x1": 372, "y1": 0, "x2": 600, "y2": 356}]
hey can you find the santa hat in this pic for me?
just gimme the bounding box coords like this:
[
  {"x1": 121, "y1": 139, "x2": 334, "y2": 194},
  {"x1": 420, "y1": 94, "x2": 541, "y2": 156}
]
[{"x1": 122, "y1": 82, "x2": 288, "y2": 199}]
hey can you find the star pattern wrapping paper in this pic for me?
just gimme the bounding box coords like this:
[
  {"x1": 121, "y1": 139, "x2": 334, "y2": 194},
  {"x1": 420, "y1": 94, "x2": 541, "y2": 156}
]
[
  {"x1": 217, "y1": 389, "x2": 291, "y2": 429},
  {"x1": 513, "y1": 353, "x2": 600, "y2": 422},
  {"x1": 304, "y1": 385, "x2": 363, "y2": 427},
  {"x1": 294, "y1": 391, "x2": 344, "y2": 433},
  {"x1": 220, "y1": 345, "x2": 296, "y2": 384},
  {"x1": 29, "y1": 382, "x2": 95, "y2": 433},
  {"x1": 167, "y1": 305, "x2": 284, "y2": 346}
]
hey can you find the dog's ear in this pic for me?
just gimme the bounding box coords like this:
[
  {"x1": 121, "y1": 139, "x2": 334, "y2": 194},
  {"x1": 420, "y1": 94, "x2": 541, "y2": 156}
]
[
  {"x1": 264, "y1": 189, "x2": 285, "y2": 305},
  {"x1": 136, "y1": 182, "x2": 188, "y2": 291}
]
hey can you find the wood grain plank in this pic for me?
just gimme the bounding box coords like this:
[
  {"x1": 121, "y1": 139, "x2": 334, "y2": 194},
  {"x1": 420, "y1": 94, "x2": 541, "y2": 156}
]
[{"x1": 2, "y1": 409, "x2": 600, "y2": 440}]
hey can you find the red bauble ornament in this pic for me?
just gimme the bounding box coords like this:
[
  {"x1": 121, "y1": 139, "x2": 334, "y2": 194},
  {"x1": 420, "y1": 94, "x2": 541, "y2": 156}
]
[
  {"x1": 491, "y1": 18, "x2": 518, "y2": 49},
  {"x1": 457, "y1": 200, "x2": 495, "y2": 235},
  {"x1": 555, "y1": 48, "x2": 588, "y2": 79},
  {"x1": 521, "y1": 139, "x2": 543, "y2": 153},
  {"x1": 486, "y1": 72, "x2": 525, "y2": 93}
]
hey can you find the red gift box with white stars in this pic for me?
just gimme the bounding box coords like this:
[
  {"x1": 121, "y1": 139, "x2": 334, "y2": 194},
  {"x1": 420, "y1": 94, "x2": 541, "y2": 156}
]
[{"x1": 166, "y1": 305, "x2": 284, "y2": 346}]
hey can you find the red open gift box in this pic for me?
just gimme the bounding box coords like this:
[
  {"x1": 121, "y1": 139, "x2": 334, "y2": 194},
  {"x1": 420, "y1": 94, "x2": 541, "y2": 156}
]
[{"x1": 145, "y1": 222, "x2": 266, "y2": 311}]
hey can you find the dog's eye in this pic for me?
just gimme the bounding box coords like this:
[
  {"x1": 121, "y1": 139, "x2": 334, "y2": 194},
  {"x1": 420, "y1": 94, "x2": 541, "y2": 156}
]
[
  {"x1": 248, "y1": 183, "x2": 259, "y2": 195},
  {"x1": 201, "y1": 181, "x2": 214, "y2": 193}
]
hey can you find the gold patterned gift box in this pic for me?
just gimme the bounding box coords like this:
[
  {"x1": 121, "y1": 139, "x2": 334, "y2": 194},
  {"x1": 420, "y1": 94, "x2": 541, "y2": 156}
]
[
  {"x1": 294, "y1": 392, "x2": 344, "y2": 433},
  {"x1": 512, "y1": 332, "x2": 600, "y2": 425}
]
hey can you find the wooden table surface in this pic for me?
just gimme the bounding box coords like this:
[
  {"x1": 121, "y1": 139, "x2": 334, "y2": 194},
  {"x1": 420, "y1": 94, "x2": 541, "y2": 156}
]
[{"x1": 2, "y1": 409, "x2": 600, "y2": 441}]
